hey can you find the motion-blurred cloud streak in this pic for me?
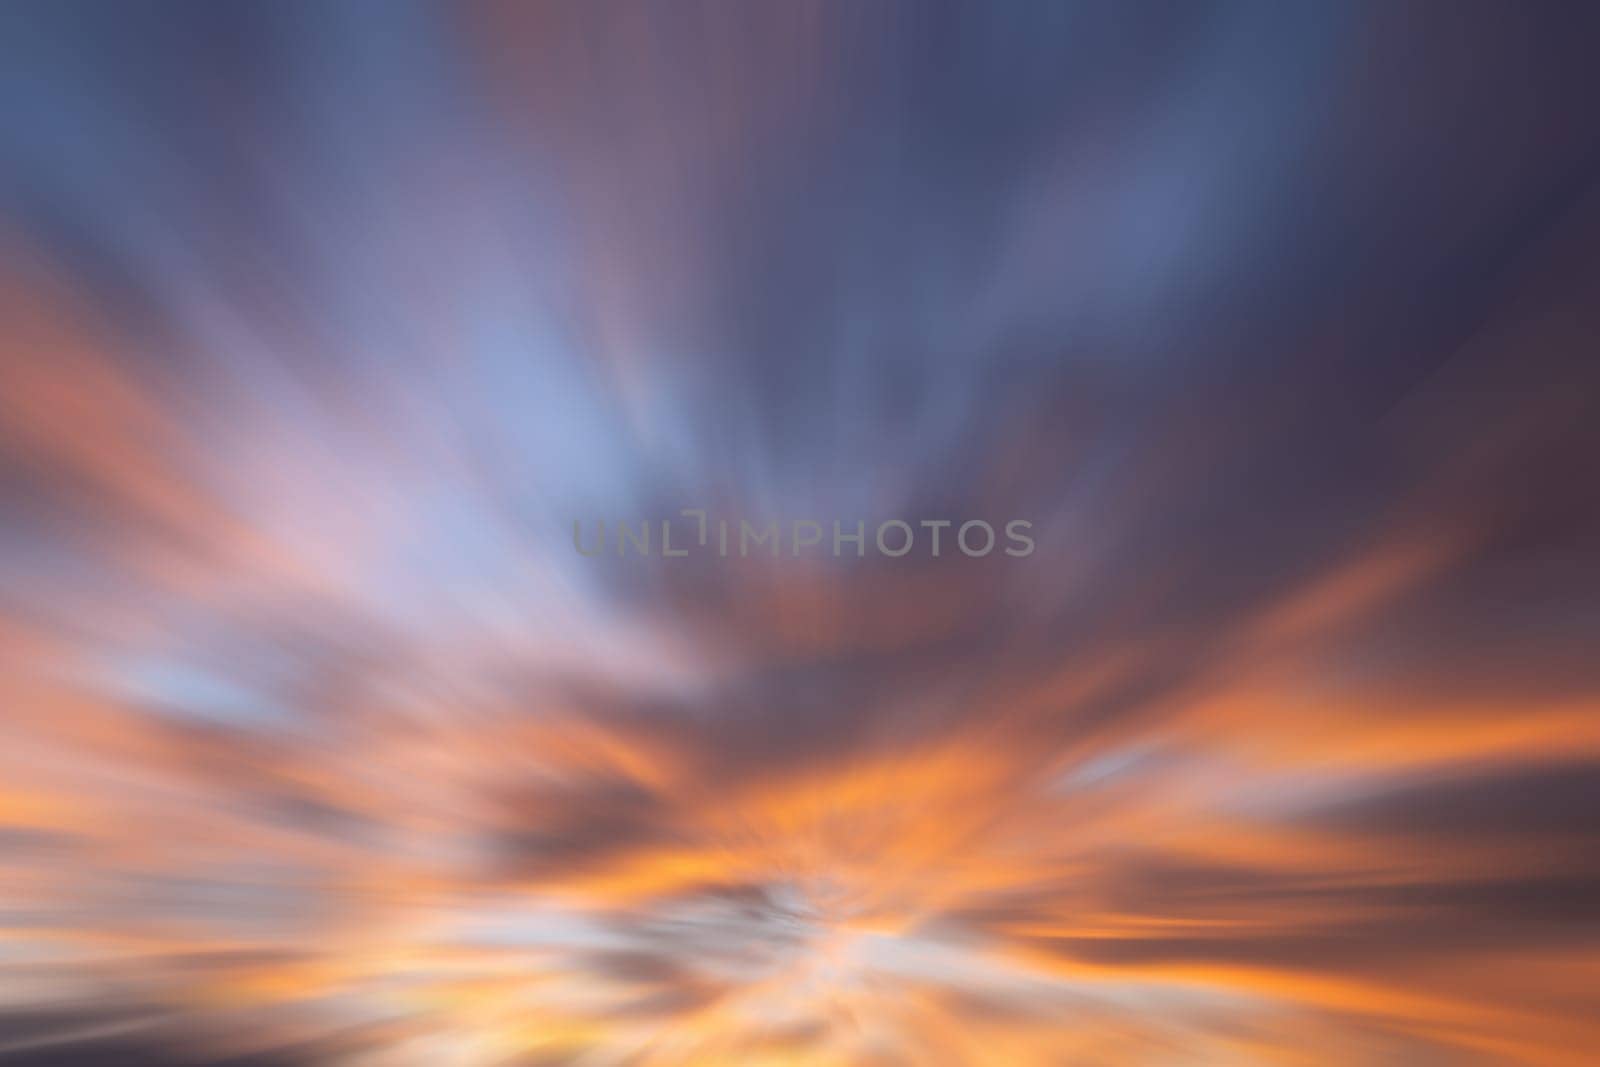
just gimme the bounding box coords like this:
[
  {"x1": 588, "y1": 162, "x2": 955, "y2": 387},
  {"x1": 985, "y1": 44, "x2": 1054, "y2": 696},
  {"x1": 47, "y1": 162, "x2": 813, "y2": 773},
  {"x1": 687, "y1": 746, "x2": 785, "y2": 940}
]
[{"x1": 3, "y1": 2, "x2": 1599, "y2": 1064}]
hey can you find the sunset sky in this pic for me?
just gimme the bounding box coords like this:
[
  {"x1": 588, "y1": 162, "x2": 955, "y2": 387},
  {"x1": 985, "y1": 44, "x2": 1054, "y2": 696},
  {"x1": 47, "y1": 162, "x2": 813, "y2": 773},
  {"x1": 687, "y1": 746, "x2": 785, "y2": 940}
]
[{"x1": 2, "y1": 2, "x2": 1599, "y2": 1064}]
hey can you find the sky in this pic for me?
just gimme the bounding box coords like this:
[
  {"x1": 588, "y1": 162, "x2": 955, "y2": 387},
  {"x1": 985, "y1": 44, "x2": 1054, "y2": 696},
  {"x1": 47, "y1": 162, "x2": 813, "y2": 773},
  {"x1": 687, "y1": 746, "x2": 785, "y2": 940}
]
[{"x1": 2, "y1": 2, "x2": 1600, "y2": 1064}]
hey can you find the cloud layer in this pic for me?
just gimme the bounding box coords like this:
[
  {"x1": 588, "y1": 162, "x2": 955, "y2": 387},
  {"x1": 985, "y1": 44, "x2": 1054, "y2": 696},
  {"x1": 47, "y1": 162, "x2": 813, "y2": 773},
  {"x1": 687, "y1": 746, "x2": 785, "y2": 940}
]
[{"x1": 3, "y1": 3, "x2": 1599, "y2": 1064}]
